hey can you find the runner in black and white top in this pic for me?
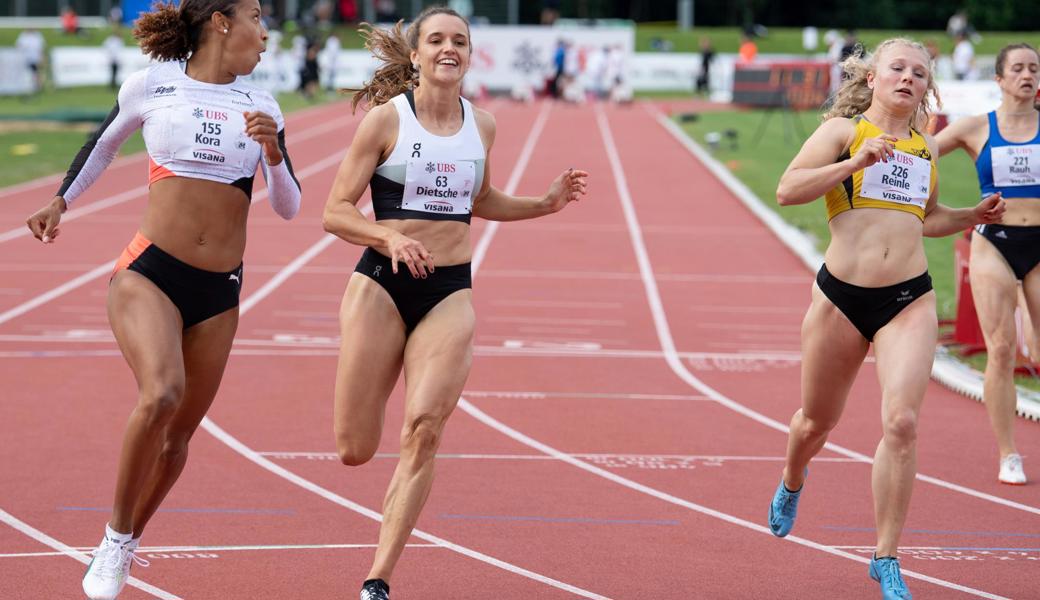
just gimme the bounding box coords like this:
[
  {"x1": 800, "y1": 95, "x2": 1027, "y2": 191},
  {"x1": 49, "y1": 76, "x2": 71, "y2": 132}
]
[
  {"x1": 321, "y1": 7, "x2": 587, "y2": 599},
  {"x1": 24, "y1": 2, "x2": 299, "y2": 598}
]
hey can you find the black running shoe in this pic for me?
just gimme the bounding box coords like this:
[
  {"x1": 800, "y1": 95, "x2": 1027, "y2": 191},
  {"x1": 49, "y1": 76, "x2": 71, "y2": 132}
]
[{"x1": 360, "y1": 579, "x2": 390, "y2": 600}]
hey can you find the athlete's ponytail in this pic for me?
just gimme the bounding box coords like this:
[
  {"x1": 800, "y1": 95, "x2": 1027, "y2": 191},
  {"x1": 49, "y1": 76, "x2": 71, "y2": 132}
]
[
  {"x1": 135, "y1": 0, "x2": 239, "y2": 62},
  {"x1": 824, "y1": 38, "x2": 940, "y2": 129},
  {"x1": 350, "y1": 6, "x2": 469, "y2": 113}
]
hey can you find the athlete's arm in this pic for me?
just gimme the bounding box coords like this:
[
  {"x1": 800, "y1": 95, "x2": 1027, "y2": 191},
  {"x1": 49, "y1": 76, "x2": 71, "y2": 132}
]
[
  {"x1": 26, "y1": 69, "x2": 145, "y2": 242},
  {"x1": 250, "y1": 104, "x2": 301, "y2": 220},
  {"x1": 933, "y1": 113, "x2": 982, "y2": 158},
  {"x1": 471, "y1": 109, "x2": 588, "y2": 221},
  {"x1": 922, "y1": 135, "x2": 1006, "y2": 236},
  {"x1": 776, "y1": 117, "x2": 885, "y2": 206},
  {"x1": 322, "y1": 103, "x2": 434, "y2": 277}
]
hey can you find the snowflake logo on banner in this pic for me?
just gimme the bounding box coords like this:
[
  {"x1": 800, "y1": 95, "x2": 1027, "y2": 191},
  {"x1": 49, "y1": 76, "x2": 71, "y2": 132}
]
[
  {"x1": 425, "y1": 162, "x2": 436, "y2": 174},
  {"x1": 192, "y1": 108, "x2": 204, "y2": 119},
  {"x1": 511, "y1": 41, "x2": 544, "y2": 75}
]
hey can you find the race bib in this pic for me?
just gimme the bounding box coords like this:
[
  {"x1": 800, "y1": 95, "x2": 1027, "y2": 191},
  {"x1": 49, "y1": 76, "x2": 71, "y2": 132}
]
[
  {"x1": 991, "y1": 144, "x2": 1039, "y2": 188},
  {"x1": 169, "y1": 104, "x2": 250, "y2": 170},
  {"x1": 401, "y1": 158, "x2": 476, "y2": 215},
  {"x1": 860, "y1": 150, "x2": 930, "y2": 209}
]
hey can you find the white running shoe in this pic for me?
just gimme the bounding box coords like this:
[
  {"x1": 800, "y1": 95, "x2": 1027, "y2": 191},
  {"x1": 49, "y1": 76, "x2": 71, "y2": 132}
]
[
  {"x1": 82, "y1": 535, "x2": 148, "y2": 600},
  {"x1": 999, "y1": 453, "x2": 1027, "y2": 485}
]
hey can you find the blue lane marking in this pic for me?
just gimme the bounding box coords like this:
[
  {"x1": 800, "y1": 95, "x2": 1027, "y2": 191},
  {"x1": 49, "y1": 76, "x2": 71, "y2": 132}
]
[
  {"x1": 439, "y1": 514, "x2": 679, "y2": 526},
  {"x1": 824, "y1": 526, "x2": 1040, "y2": 538},
  {"x1": 59, "y1": 506, "x2": 295, "y2": 516}
]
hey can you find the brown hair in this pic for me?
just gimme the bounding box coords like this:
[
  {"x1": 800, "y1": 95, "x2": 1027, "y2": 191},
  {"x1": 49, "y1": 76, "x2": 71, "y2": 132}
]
[
  {"x1": 350, "y1": 6, "x2": 469, "y2": 113},
  {"x1": 823, "y1": 38, "x2": 941, "y2": 129},
  {"x1": 996, "y1": 43, "x2": 1039, "y2": 77},
  {"x1": 134, "y1": 0, "x2": 241, "y2": 62}
]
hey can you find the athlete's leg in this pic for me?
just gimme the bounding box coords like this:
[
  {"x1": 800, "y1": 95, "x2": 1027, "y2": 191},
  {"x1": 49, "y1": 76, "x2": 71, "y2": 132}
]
[
  {"x1": 334, "y1": 273, "x2": 407, "y2": 466},
  {"x1": 130, "y1": 308, "x2": 239, "y2": 535},
  {"x1": 870, "y1": 291, "x2": 937, "y2": 557},
  {"x1": 367, "y1": 289, "x2": 474, "y2": 582},
  {"x1": 969, "y1": 234, "x2": 1021, "y2": 458},
  {"x1": 105, "y1": 270, "x2": 186, "y2": 535},
  {"x1": 783, "y1": 284, "x2": 869, "y2": 490}
]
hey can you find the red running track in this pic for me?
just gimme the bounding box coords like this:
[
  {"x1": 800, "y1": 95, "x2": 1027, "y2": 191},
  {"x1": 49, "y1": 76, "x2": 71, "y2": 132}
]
[{"x1": 0, "y1": 98, "x2": 1038, "y2": 599}]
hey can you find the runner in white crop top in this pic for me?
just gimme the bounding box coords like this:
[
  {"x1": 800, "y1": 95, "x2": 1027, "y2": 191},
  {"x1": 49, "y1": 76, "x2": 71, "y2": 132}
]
[{"x1": 23, "y1": 3, "x2": 302, "y2": 599}]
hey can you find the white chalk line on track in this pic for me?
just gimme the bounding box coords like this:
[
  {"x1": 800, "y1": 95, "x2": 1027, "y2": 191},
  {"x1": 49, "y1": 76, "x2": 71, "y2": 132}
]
[
  {"x1": 258, "y1": 451, "x2": 864, "y2": 464},
  {"x1": 196, "y1": 99, "x2": 612, "y2": 599},
  {"x1": 445, "y1": 102, "x2": 1014, "y2": 600},
  {"x1": 0, "y1": 543, "x2": 441, "y2": 560},
  {"x1": 0, "y1": 509, "x2": 182, "y2": 600},
  {"x1": 0, "y1": 113, "x2": 358, "y2": 245}
]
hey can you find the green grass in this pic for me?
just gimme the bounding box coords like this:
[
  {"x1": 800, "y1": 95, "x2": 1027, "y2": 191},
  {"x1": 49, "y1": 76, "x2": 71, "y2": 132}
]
[
  {"x1": 0, "y1": 86, "x2": 338, "y2": 192},
  {"x1": 962, "y1": 353, "x2": 1040, "y2": 392},
  {"x1": 636, "y1": 25, "x2": 1040, "y2": 55},
  {"x1": 676, "y1": 108, "x2": 981, "y2": 319}
]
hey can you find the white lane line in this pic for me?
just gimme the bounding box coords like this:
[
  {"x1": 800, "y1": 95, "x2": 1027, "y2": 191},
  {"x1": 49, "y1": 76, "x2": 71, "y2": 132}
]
[
  {"x1": 0, "y1": 114, "x2": 356, "y2": 244},
  {"x1": 0, "y1": 543, "x2": 440, "y2": 559},
  {"x1": 0, "y1": 509, "x2": 182, "y2": 600},
  {"x1": 458, "y1": 399, "x2": 1006, "y2": 600},
  {"x1": 0, "y1": 149, "x2": 346, "y2": 327},
  {"x1": 198, "y1": 99, "x2": 610, "y2": 600},
  {"x1": 587, "y1": 103, "x2": 1011, "y2": 598},
  {"x1": 258, "y1": 451, "x2": 862, "y2": 463}
]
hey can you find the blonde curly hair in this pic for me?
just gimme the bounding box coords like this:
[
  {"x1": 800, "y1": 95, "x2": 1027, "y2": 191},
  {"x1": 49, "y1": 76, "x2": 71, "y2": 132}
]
[{"x1": 824, "y1": 38, "x2": 941, "y2": 129}]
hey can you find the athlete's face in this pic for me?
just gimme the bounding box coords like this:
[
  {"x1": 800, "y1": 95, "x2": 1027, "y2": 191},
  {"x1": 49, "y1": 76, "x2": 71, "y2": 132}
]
[
  {"x1": 868, "y1": 44, "x2": 930, "y2": 112},
  {"x1": 412, "y1": 14, "x2": 471, "y2": 87},
  {"x1": 220, "y1": 0, "x2": 268, "y2": 76},
  {"x1": 997, "y1": 48, "x2": 1039, "y2": 102}
]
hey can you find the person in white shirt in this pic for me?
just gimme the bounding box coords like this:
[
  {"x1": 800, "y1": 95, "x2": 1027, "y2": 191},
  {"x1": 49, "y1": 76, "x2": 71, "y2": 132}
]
[
  {"x1": 953, "y1": 31, "x2": 975, "y2": 80},
  {"x1": 15, "y1": 28, "x2": 45, "y2": 92},
  {"x1": 103, "y1": 29, "x2": 125, "y2": 89}
]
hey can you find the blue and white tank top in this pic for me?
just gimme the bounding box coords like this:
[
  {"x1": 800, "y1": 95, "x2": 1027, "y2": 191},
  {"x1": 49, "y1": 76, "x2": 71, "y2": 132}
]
[
  {"x1": 369, "y1": 91, "x2": 486, "y2": 224},
  {"x1": 975, "y1": 110, "x2": 1040, "y2": 199}
]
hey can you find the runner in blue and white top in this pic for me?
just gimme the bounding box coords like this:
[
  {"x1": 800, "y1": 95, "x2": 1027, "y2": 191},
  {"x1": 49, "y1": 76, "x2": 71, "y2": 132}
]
[
  {"x1": 321, "y1": 7, "x2": 588, "y2": 600},
  {"x1": 24, "y1": 3, "x2": 300, "y2": 598},
  {"x1": 937, "y1": 42, "x2": 1040, "y2": 486}
]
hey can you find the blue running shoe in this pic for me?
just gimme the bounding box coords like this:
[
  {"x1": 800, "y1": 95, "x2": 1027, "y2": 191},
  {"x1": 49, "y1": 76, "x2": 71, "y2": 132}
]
[
  {"x1": 869, "y1": 554, "x2": 912, "y2": 600},
  {"x1": 768, "y1": 473, "x2": 805, "y2": 537}
]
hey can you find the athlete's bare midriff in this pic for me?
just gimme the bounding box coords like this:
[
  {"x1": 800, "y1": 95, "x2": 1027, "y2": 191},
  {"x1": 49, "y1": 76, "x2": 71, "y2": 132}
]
[
  {"x1": 375, "y1": 218, "x2": 472, "y2": 266},
  {"x1": 825, "y1": 208, "x2": 928, "y2": 286},
  {"x1": 140, "y1": 177, "x2": 250, "y2": 271}
]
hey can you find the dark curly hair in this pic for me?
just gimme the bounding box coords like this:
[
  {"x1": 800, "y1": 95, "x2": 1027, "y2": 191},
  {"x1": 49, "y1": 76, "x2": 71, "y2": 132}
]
[
  {"x1": 134, "y1": 0, "x2": 241, "y2": 61},
  {"x1": 995, "y1": 43, "x2": 1039, "y2": 77}
]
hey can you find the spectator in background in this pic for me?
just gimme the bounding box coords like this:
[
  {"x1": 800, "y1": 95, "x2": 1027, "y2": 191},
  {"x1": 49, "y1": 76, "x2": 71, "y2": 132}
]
[
  {"x1": 375, "y1": 0, "x2": 398, "y2": 22},
  {"x1": 541, "y1": 0, "x2": 560, "y2": 25},
  {"x1": 696, "y1": 36, "x2": 715, "y2": 95},
  {"x1": 323, "y1": 34, "x2": 340, "y2": 91},
  {"x1": 839, "y1": 29, "x2": 860, "y2": 63},
  {"x1": 109, "y1": 2, "x2": 123, "y2": 27},
  {"x1": 738, "y1": 33, "x2": 757, "y2": 63},
  {"x1": 549, "y1": 38, "x2": 566, "y2": 98},
  {"x1": 103, "y1": 28, "x2": 125, "y2": 90},
  {"x1": 299, "y1": 39, "x2": 321, "y2": 99},
  {"x1": 261, "y1": 2, "x2": 280, "y2": 29},
  {"x1": 15, "y1": 28, "x2": 45, "y2": 93},
  {"x1": 61, "y1": 6, "x2": 82, "y2": 35},
  {"x1": 952, "y1": 31, "x2": 975, "y2": 80},
  {"x1": 947, "y1": 9, "x2": 968, "y2": 37}
]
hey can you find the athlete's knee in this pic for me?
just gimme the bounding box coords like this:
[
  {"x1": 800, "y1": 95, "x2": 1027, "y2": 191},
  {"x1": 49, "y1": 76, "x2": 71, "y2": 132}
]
[
  {"x1": 986, "y1": 338, "x2": 1017, "y2": 369},
  {"x1": 336, "y1": 436, "x2": 378, "y2": 466},
  {"x1": 400, "y1": 414, "x2": 445, "y2": 464},
  {"x1": 794, "y1": 410, "x2": 837, "y2": 439},
  {"x1": 882, "y1": 408, "x2": 918, "y2": 447},
  {"x1": 158, "y1": 432, "x2": 191, "y2": 465},
  {"x1": 136, "y1": 380, "x2": 185, "y2": 425}
]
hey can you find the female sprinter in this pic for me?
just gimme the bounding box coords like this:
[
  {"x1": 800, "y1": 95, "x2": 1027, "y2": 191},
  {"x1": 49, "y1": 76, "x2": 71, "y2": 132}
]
[
  {"x1": 24, "y1": 1, "x2": 300, "y2": 598},
  {"x1": 766, "y1": 39, "x2": 1004, "y2": 599},
  {"x1": 936, "y1": 43, "x2": 1040, "y2": 485},
  {"x1": 321, "y1": 7, "x2": 587, "y2": 600}
]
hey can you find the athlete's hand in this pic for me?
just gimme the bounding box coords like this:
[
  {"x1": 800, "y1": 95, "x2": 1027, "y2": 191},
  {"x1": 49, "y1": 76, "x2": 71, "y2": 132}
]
[
  {"x1": 386, "y1": 232, "x2": 435, "y2": 278},
  {"x1": 851, "y1": 135, "x2": 898, "y2": 170},
  {"x1": 243, "y1": 111, "x2": 283, "y2": 166},
  {"x1": 542, "y1": 168, "x2": 589, "y2": 214},
  {"x1": 973, "y1": 192, "x2": 1005, "y2": 225},
  {"x1": 25, "y1": 196, "x2": 66, "y2": 243}
]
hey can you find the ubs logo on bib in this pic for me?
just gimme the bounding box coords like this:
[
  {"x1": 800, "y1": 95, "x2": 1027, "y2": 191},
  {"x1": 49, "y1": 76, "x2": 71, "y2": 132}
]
[
  {"x1": 192, "y1": 108, "x2": 229, "y2": 121},
  {"x1": 425, "y1": 162, "x2": 456, "y2": 174}
]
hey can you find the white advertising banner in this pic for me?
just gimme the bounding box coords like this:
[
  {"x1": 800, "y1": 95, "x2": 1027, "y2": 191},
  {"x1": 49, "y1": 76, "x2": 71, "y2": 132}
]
[{"x1": 935, "y1": 80, "x2": 1002, "y2": 122}]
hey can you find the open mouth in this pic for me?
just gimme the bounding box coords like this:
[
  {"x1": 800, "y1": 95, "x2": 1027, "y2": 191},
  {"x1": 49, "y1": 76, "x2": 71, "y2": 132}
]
[
  {"x1": 895, "y1": 88, "x2": 913, "y2": 97},
  {"x1": 436, "y1": 58, "x2": 459, "y2": 68}
]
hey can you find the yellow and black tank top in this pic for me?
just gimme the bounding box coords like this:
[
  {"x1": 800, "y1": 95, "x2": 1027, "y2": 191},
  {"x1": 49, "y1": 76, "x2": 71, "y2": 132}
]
[{"x1": 825, "y1": 116, "x2": 936, "y2": 222}]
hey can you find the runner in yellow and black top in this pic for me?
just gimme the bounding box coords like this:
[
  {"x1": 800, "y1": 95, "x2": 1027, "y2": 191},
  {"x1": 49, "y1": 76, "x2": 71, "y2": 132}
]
[{"x1": 767, "y1": 39, "x2": 1005, "y2": 600}]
